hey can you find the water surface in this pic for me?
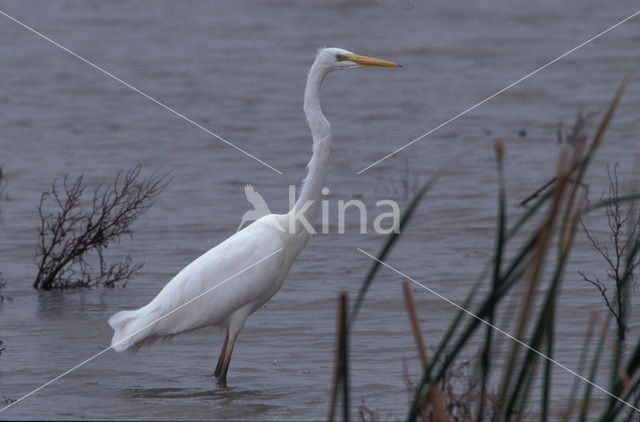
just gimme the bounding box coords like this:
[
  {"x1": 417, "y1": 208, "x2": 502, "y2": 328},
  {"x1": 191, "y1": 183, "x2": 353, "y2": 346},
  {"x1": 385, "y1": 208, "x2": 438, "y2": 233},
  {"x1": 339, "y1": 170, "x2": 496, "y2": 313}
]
[{"x1": 1, "y1": 1, "x2": 640, "y2": 419}]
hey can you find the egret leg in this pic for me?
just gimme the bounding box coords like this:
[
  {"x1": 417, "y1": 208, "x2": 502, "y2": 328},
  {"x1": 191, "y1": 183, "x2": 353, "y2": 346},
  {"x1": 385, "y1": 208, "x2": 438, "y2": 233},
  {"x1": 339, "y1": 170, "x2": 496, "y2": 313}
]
[
  {"x1": 217, "y1": 331, "x2": 239, "y2": 383},
  {"x1": 214, "y1": 331, "x2": 229, "y2": 377},
  {"x1": 215, "y1": 315, "x2": 246, "y2": 384}
]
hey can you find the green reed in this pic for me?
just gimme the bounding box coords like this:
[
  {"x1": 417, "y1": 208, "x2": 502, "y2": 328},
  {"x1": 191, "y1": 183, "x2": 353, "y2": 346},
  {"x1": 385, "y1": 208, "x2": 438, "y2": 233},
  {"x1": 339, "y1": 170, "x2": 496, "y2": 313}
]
[{"x1": 330, "y1": 69, "x2": 640, "y2": 421}]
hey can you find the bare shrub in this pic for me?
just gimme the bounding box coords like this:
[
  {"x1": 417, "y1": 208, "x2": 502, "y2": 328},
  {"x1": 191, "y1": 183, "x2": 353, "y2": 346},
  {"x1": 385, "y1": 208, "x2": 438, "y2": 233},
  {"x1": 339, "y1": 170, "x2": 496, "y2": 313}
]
[
  {"x1": 520, "y1": 111, "x2": 593, "y2": 206},
  {"x1": 0, "y1": 277, "x2": 11, "y2": 404},
  {"x1": 33, "y1": 165, "x2": 169, "y2": 290},
  {"x1": 401, "y1": 357, "x2": 509, "y2": 422},
  {"x1": 579, "y1": 163, "x2": 640, "y2": 342},
  {"x1": 385, "y1": 159, "x2": 422, "y2": 203},
  {"x1": 0, "y1": 274, "x2": 9, "y2": 303},
  {"x1": 556, "y1": 110, "x2": 594, "y2": 147},
  {"x1": 0, "y1": 164, "x2": 7, "y2": 200}
]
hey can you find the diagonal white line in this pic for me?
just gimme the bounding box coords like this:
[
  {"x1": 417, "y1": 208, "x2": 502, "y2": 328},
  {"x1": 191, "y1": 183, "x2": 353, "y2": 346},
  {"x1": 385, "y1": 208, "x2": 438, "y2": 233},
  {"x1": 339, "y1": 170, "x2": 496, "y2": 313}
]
[
  {"x1": 0, "y1": 9, "x2": 283, "y2": 175},
  {"x1": 356, "y1": 9, "x2": 640, "y2": 174},
  {"x1": 355, "y1": 247, "x2": 640, "y2": 414},
  {"x1": 0, "y1": 248, "x2": 283, "y2": 414}
]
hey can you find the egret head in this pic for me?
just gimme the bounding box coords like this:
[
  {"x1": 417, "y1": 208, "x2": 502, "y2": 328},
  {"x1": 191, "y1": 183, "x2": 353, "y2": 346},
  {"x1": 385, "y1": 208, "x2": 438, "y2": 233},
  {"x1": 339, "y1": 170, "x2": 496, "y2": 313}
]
[{"x1": 316, "y1": 47, "x2": 402, "y2": 72}]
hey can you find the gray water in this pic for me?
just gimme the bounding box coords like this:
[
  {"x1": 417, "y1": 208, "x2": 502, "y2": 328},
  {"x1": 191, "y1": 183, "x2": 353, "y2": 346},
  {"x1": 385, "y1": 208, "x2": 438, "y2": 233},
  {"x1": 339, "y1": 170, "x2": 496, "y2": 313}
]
[{"x1": 1, "y1": 1, "x2": 640, "y2": 420}]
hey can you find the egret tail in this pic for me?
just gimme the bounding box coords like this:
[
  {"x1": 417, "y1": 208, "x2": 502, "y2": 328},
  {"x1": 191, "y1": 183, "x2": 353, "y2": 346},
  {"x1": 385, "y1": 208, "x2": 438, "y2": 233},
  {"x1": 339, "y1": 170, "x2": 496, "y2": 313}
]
[{"x1": 108, "y1": 306, "x2": 160, "y2": 352}]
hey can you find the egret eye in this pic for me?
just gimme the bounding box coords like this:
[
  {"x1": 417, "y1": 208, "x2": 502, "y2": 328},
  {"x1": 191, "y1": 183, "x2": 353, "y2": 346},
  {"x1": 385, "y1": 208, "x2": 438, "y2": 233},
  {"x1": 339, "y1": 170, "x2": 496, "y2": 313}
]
[{"x1": 335, "y1": 54, "x2": 346, "y2": 61}]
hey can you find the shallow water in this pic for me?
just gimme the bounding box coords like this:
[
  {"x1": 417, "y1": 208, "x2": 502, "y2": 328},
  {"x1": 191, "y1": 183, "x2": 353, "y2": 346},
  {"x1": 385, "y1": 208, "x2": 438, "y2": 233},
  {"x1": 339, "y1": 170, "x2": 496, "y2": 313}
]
[{"x1": 1, "y1": 0, "x2": 640, "y2": 420}]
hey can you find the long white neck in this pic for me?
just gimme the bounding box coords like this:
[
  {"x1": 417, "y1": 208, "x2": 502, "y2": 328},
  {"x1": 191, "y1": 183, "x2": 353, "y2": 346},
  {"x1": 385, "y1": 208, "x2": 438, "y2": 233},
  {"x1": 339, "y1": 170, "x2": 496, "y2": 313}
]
[{"x1": 288, "y1": 59, "x2": 332, "y2": 234}]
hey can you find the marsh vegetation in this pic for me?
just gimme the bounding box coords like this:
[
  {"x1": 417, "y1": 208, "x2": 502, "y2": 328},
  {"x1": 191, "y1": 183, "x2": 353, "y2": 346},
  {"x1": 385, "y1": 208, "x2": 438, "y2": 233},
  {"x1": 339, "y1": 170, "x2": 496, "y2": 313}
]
[{"x1": 329, "y1": 74, "x2": 640, "y2": 421}]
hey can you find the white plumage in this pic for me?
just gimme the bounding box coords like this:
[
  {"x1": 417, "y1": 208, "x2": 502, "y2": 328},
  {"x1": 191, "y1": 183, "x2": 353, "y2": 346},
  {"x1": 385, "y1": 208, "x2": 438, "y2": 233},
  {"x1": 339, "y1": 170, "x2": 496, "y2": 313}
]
[
  {"x1": 108, "y1": 47, "x2": 400, "y2": 382},
  {"x1": 110, "y1": 220, "x2": 285, "y2": 351}
]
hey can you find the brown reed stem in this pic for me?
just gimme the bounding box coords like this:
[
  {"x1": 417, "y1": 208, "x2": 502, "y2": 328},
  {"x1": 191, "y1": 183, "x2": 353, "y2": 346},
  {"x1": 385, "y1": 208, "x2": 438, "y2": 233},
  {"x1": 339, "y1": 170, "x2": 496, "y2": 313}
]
[{"x1": 402, "y1": 282, "x2": 450, "y2": 421}]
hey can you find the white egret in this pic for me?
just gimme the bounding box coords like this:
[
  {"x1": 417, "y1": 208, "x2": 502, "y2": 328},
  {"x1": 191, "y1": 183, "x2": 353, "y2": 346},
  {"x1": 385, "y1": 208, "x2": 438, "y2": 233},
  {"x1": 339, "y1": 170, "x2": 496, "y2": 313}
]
[{"x1": 108, "y1": 48, "x2": 401, "y2": 383}]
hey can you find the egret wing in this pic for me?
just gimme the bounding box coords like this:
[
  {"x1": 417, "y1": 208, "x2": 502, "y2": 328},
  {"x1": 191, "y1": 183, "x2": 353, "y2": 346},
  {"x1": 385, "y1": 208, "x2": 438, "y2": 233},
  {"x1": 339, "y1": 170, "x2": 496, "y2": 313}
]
[{"x1": 148, "y1": 223, "x2": 285, "y2": 335}]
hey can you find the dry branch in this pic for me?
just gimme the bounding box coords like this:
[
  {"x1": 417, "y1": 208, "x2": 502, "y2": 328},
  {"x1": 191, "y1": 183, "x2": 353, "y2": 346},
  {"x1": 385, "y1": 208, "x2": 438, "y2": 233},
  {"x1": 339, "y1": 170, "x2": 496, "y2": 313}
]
[
  {"x1": 580, "y1": 163, "x2": 640, "y2": 342},
  {"x1": 33, "y1": 165, "x2": 169, "y2": 290}
]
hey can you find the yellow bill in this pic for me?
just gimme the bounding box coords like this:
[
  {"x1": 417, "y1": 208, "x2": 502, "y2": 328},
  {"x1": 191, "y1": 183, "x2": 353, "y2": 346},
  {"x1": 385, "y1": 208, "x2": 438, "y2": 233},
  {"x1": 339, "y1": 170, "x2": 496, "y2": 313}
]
[{"x1": 345, "y1": 54, "x2": 402, "y2": 68}]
